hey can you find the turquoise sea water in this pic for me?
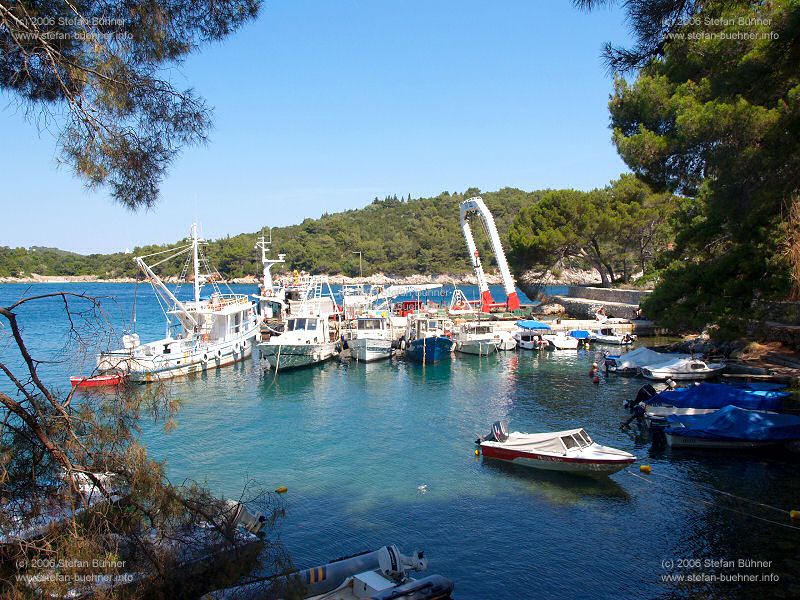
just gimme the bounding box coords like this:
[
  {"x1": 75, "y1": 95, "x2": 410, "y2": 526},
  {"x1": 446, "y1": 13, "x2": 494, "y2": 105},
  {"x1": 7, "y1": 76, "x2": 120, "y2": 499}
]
[{"x1": 2, "y1": 283, "x2": 799, "y2": 599}]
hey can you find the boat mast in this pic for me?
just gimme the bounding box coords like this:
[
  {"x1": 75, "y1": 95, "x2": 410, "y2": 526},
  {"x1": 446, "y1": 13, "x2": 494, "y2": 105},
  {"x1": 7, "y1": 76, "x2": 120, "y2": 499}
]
[
  {"x1": 255, "y1": 228, "x2": 286, "y2": 291},
  {"x1": 192, "y1": 223, "x2": 201, "y2": 305},
  {"x1": 134, "y1": 255, "x2": 198, "y2": 328}
]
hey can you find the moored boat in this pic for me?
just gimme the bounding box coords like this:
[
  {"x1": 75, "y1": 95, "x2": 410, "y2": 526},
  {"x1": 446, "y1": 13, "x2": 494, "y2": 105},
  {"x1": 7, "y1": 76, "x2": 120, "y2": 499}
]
[
  {"x1": 477, "y1": 421, "x2": 635, "y2": 475},
  {"x1": 96, "y1": 224, "x2": 258, "y2": 383},
  {"x1": 588, "y1": 327, "x2": 636, "y2": 345},
  {"x1": 604, "y1": 347, "x2": 690, "y2": 376},
  {"x1": 514, "y1": 320, "x2": 551, "y2": 350},
  {"x1": 641, "y1": 357, "x2": 726, "y2": 381},
  {"x1": 664, "y1": 405, "x2": 800, "y2": 449},
  {"x1": 70, "y1": 373, "x2": 127, "y2": 388},
  {"x1": 404, "y1": 314, "x2": 454, "y2": 364},
  {"x1": 203, "y1": 544, "x2": 454, "y2": 600},
  {"x1": 258, "y1": 277, "x2": 342, "y2": 371},
  {"x1": 453, "y1": 322, "x2": 502, "y2": 355},
  {"x1": 347, "y1": 314, "x2": 396, "y2": 362}
]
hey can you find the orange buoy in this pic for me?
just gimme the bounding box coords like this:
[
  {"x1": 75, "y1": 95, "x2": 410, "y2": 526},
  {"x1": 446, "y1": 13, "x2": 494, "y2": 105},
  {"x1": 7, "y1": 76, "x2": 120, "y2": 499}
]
[
  {"x1": 275, "y1": 486, "x2": 288, "y2": 494},
  {"x1": 640, "y1": 465, "x2": 652, "y2": 474}
]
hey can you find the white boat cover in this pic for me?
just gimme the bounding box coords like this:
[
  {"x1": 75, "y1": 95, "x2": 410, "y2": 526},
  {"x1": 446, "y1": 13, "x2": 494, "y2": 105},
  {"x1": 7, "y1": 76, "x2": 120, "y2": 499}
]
[
  {"x1": 612, "y1": 347, "x2": 689, "y2": 371},
  {"x1": 490, "y1": 429, "x2": 587, "y2": 454}
]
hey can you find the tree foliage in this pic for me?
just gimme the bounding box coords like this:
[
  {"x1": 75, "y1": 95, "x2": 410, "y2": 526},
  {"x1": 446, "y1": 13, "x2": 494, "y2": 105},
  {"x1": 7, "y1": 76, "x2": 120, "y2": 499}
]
[
  {"x1": 0, "y1": 188, "x2": 547, "y2": 279},
  {"x1": 508, "y1": 175, "x2": 678, "y2": 286},
  {"x1": 0, "y1": 1, "x2": 261, "y2": 208},
  {"x1": 589, "y1": 0, "x2": 800, "y2": 331}
]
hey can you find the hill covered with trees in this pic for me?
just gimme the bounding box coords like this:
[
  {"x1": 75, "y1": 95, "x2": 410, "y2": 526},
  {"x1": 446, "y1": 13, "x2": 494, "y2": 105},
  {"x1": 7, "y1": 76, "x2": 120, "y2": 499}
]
[{"x1": 0, "y1": 188, "x2": 546, "y2": 279}]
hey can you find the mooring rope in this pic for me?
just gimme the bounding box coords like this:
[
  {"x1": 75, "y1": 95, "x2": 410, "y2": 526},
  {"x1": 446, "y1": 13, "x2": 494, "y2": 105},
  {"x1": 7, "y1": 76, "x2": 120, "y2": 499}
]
[{"x1": 625, "y1": 468, "x2": 800, "y2": 532}]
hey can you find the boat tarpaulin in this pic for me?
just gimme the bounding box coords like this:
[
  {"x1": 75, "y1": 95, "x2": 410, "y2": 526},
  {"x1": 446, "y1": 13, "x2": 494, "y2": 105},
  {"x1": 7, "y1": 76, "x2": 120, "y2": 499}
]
[
  {"x1": 569, "y1": 329, "x2": 591, "y2": 339},
  {"x1": 653, "y1": 383, "x2": 788, "y2": 411},
  {"x1": 666, "y1": 405, "x2": 800, "y2": 441},
  {"x1": 516, "y1": 320, "x2": 551, "y2": 330},
  {"x1": 609, "y1": 347, "x2": 689, "y2": 370}
]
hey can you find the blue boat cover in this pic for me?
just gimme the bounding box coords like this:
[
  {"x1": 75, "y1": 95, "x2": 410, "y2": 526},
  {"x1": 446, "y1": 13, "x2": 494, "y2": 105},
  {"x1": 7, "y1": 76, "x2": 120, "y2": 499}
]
[
  {"x1": 515, "y1": 320, "x2": 551, "y2": 330},
  {"x1": 569, "y1": 329, "x2": 591, "y2": 339},
  {"x1": 651, "y1": 383, "x2": 788, "y2": 411},
  {"x1": 666, "y1": 405, "x2": 800, "y2": 441},
  {"x1": 726, "y1": 381, "x2": 788, "y2": 392}
]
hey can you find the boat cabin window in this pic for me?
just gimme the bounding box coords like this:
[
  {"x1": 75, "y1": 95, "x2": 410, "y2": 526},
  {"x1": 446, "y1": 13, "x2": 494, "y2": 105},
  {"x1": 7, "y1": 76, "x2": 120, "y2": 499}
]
[
  {"x1": 690, "y1": 363, "x2": 705, "y2": 369},
  {"x1": 561, "y1": 436, "x2": 578, "y2": 450},
  {"x1": 358, "y1": 318, "x2": 383, "y2": 330},
  {"x1": 470, "y1": 325, "x2": 492, "y2": 334},
  {"x1": 288, "y1": 318, "x2": 318, "y2": 331}
]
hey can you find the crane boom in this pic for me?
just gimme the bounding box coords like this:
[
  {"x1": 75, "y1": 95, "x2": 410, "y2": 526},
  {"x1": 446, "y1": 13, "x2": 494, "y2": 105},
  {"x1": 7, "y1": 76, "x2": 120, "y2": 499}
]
[{"x1": 459, "y1": 196, "x2": 521, "y2": 312}]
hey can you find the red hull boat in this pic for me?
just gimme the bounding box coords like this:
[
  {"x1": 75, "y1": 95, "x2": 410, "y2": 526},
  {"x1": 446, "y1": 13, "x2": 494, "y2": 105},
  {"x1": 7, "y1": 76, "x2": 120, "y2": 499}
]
[{"x1": 70, "y1": 373, "x2": 127, "y2": 388}]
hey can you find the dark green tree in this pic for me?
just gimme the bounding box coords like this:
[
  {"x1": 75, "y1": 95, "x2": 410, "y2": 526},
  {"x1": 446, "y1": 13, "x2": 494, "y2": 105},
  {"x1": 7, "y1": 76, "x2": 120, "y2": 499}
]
[
  {"x1": 578, "y1": 0, "x2": 800, "y2": 331},
  {"x1": 0, "y1": 1, "x2": 261, "y2": 208}
]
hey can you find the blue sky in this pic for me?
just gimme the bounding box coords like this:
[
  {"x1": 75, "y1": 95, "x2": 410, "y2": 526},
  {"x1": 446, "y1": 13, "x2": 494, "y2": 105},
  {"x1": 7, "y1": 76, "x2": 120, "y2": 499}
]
[{"x1": 0, "y1": 1, "x2": 630, "y2": 253}]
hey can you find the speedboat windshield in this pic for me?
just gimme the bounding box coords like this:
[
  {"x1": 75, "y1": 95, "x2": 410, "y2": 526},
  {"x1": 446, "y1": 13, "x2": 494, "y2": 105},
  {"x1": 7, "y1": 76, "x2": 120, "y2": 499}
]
[{"x1": 358, "y1": 318, "x2": 384, "y2": 330}]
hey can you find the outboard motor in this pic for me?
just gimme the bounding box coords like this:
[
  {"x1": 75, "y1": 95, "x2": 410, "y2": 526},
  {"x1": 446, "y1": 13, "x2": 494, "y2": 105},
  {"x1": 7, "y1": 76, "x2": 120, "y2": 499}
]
[
  {"x1": 477, "y1": 420, "x2": 509, "y2": 444},
  {"x1": 224, "y1": 499, "x2": 267, "y2": 534},
  {"x1": 377, "y1": 545, "x2": 427, "y2": 579},
  {"x1": 625, "y1": 384, "x2": 657, "y2": 411}
]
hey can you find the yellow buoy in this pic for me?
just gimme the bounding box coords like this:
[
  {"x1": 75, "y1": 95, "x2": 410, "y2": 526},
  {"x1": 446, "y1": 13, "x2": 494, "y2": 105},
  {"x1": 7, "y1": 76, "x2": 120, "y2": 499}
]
[
  {"x1": 474, "y1": 449, "x2": 480, "y2": 456},
  {"x1": 790, "y1": 510, "x2": 800, "y2": 520},
  {"x1": 275, "y1": 486, "x2": 288, "y2": 494},
  {"x1": 640, "y1": 465, "x2": 652, "y2": 474}
]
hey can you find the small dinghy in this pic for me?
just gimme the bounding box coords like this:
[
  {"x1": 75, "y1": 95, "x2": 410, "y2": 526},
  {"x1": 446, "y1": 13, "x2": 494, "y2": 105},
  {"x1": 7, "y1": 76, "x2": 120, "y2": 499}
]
[
  {"x1": 476, "y1": 421, "x2": 635, "y2": 475},
  {"x1": 203, "y1": 544, "x2": 454, "y2": 600},
  {"x1": 69, "y1": 373, "x2": 127, "y2": 388}
]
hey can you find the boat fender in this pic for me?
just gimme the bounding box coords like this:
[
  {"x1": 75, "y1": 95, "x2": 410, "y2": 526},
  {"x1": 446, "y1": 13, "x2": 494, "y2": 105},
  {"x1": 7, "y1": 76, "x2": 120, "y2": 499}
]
[
  {"x1": 234, "y1": 342, "x2": 241, "y2": 354},
  {"x1": 216, "y1": 349, "x2": 223, "y2": 360},
  {"x1": 400, "y1": 337, "x2": 407, "y2": 351},
  {"x1": 201, "y1": 353, "x2": 209, "y2": 363}
]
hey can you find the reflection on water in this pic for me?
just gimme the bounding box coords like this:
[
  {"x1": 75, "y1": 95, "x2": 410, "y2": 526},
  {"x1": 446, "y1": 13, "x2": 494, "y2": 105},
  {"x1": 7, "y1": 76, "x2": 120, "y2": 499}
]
[{"x1": 2, "y1": 284, "x2": 799, "y2": 599}]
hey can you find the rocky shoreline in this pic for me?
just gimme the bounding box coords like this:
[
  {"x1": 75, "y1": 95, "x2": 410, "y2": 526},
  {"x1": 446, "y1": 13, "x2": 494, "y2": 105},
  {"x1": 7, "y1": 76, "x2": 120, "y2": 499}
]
[{"x1": 0, "y1": 269, "x2": 601, "y2": 288}]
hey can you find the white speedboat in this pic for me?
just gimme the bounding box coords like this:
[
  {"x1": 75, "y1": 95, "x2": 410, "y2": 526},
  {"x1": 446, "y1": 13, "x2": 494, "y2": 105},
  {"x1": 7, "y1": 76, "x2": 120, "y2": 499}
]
[
  {"x1": 514, "y1": 319, "x2": 551, "y2": 350},
  {"x1": 641, "y1": 358, "x2": 725, "y2": 381},
  {"x1": 542, "y1": 333, "x2": 580, "y2": 350},
  {"x1": 477, "y1": 421, "x2": 635, "y2": 475},
  {"x1": 97, "y1": 224, "x2": 257, "y2": 382},
  {"x1": 257, "y1": 276, "x2": 342, "y2": 371},
  {"x1": 604, "y1": 347, "x2": 690, "y2": 376},
  {"x1": 204, "y1": 545, "x2": 454, "y2": 600},
  {"x1": 347, "y1": 314, "x2": 396, "y2": 362},
  {"x1": 453, "y1": 322, "x2": 502, "y2": 355},
  {"x1": 589, "y1": 327, "x2": 636, "y2": 345}
]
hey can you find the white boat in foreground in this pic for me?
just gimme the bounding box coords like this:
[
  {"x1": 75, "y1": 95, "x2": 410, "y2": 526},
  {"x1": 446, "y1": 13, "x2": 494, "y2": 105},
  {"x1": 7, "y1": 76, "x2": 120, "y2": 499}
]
[
  {"x1": 641, "y1": 357, "x2": 725, "y2": 381},
  {"x1": 97, "y1": 224, "x2": 257, "y2": 382},
  {"x1": 204, "y1": 544, "x2": 454, "y2": 600},
  {"x1": 477, "y1": 421, "x2": 635, "y2": 475}
]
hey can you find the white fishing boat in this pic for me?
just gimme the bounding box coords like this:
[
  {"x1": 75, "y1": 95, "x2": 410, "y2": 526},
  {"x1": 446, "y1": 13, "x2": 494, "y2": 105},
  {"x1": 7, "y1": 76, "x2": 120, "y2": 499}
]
[
  {"x1": 96, "y1": 224, "x2": 257, "y2": 383},
  {"x1": 588, "y1": 327, "x2": 636, "y2": 345},
  {"x1": 257, "y1": 276, "x2": 342, "y2": 371},
  {"x1": 453, "y1": 322, "x2": 501, "y2": 355},
  {"x1": 347, "y1": 313, "x2": 396, "y2": 362},
  {"x1": 477, "y1": 421, "x2": 635, "y2": 475},
  {"x1": 641, "y1": 357, "x2": 725, "y2": 381}
]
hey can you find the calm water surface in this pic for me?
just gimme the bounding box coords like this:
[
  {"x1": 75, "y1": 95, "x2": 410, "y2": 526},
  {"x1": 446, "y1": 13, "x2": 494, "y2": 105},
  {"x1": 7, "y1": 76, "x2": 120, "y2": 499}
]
[{"x1": 1, "y1": 283, "x2": 799, "y2": 599}]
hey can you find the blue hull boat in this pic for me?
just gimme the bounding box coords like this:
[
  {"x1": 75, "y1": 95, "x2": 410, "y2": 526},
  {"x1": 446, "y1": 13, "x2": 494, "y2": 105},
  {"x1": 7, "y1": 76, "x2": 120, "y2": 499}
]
[{"x1": 407, "y1": 336, "x2": 453, "y2": 364}]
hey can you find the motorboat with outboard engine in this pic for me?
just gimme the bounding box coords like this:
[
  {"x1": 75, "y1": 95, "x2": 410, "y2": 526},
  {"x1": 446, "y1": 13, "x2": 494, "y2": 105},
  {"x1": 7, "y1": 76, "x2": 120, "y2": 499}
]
[
  {"x1": 640, "y1": 357, "x2": 725, "y2": 381},
  {"x1": 476, "y1": 421, "x2": 635, "y2": 475},
  {"x1": 588, "y1": 327, "x2": 636, "y2": 345},
  {"x1": 202, "y1": 544, "x2": 455, "y2": 600}
]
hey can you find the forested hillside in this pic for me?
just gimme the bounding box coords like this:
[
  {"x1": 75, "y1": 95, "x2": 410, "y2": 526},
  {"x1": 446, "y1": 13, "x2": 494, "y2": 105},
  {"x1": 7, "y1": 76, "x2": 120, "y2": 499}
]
[{"x1": 0, "y1": 188, "x2": 545, "y2": 278}]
